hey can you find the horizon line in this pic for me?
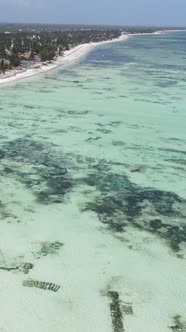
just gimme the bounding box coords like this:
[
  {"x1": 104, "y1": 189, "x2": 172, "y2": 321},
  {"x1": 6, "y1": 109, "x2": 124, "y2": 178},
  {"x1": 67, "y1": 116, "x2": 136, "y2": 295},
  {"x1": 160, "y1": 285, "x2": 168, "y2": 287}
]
[{"x1": 0, "y1": 21, "x2": 186, "y2": 29}]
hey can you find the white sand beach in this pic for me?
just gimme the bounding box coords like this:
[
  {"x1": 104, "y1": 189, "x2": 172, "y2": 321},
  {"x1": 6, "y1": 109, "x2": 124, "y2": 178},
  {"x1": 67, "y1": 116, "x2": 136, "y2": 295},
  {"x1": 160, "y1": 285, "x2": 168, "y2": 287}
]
[
  {"x1": 1, "y1": 30, "x2": 184, "y2": 86},
  {"x1": 0, "y1": 34, "x2": 128, "y2": 86}
]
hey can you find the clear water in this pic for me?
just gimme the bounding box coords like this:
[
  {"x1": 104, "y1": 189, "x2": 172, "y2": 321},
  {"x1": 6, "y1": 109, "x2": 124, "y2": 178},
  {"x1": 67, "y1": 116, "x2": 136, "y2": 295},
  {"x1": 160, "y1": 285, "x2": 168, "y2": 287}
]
[{"x1": 0, "y1": 32, "x2": 185, "y2": 332}]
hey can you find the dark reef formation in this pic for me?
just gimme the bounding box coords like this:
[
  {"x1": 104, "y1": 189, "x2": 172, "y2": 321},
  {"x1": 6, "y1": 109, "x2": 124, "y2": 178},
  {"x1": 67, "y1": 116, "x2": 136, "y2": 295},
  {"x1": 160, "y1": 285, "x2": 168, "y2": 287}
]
[
  {"x1": 0, "y1": 138, "x2": 74, "y2": 204},
  {"x1": 0, "y1": 137, "x2": 185, "y2": 256},
  {"x1": 83, "y1": 170, "x2": 186, "y2": 256},
  {"x1": 169, "y1": 315, "x2": 186, "y2": 332}
]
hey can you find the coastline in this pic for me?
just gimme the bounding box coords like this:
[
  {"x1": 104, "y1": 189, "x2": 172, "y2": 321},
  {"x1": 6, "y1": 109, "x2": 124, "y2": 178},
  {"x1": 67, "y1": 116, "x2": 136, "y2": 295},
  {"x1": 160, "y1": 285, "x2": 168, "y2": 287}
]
[
  {"x1": 0, "y1": 34, "x2": 128, "y2": 86},
  {"x1": 0, "y1": 29, "x2": 185, "y2": 86}
]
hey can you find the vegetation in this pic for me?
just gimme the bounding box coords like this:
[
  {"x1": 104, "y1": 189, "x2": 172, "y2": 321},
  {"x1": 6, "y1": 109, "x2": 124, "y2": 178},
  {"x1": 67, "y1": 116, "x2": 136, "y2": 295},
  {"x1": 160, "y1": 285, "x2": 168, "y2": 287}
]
[
  {"x1": 0, "y1": 26, "x2": 121, "y2": 73},
  {"x1": 1, "y1": 23, "x2": 183, "y2": 73}
]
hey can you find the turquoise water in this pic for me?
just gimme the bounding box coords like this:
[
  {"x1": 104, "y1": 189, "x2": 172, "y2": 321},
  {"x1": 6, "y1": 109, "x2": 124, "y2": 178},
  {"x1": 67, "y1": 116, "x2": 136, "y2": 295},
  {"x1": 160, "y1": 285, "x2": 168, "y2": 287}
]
[{"x1": 0, "y1": 32, "x2": 186, "y2": 331}]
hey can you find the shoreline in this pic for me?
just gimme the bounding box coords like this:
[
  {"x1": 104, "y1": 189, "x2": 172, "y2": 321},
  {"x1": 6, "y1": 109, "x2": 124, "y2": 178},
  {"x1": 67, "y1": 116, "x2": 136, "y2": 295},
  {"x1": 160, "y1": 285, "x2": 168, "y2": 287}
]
[
  {"x1": 0, "y1": 29, "x2": 185, "y2": 86},
  {"x1": 0, "y1": 34, "x2": 128, "y2": 86}
]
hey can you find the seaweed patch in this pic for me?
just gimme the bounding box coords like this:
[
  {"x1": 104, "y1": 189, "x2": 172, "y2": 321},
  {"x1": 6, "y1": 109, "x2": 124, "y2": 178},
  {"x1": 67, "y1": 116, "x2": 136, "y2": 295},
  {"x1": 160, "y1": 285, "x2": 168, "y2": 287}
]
[
  {"x1": 0, "y1": 261, "x2": 34, "y2": 274},
  {"x1": 33, "y1": 241, "x2": 64, "y2": 258},
  {"x1": 149, "y1": 219, "x2": 186, "y2": 253},
  {"x1": 169, "y1": 315, "x2": 186, "y2": 332},
  {"x1": 0, "y1": 138, "x2": 75, "y2": 204},
  {"x1": 82, "y1": 170, "x2": 186, "y2": 255},
  {"x1": 0, "y1": 200, "x2": 20, "y2": 223},
  {"x1": 108, "y1": 291, "x2": 125, "y2": 332},
  {"x1": 23, "y1": 279, "x2": 60, "y2": 292}
]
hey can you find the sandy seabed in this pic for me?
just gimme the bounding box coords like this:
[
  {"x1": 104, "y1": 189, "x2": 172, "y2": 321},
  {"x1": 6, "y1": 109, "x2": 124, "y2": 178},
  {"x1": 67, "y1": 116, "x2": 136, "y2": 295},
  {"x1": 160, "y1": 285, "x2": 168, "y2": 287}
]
[{"x1": 0, "y1": 29, "x2": 186, "y2": 332}]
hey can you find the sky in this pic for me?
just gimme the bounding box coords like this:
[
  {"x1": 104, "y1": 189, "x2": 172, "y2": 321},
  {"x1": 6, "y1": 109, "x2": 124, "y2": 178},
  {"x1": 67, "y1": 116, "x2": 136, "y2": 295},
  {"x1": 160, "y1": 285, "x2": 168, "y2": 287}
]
[{"x1": 0, "y1": 0, "x2": 185, "y2": 26}]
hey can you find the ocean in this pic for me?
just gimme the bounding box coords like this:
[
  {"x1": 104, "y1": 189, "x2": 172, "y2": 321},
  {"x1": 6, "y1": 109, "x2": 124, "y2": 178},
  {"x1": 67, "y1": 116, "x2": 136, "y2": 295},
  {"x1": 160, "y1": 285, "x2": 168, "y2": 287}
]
[{"x1": 0, "y1": 31, "x2": 185, "y2": 332}]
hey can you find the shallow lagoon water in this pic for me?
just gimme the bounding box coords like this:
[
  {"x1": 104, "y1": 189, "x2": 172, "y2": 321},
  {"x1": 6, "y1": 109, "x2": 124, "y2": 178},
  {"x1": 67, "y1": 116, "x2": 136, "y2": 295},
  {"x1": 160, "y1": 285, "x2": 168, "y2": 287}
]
[{"x1": 0, "y1": 32, "x2": 186, "y2": 332}]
